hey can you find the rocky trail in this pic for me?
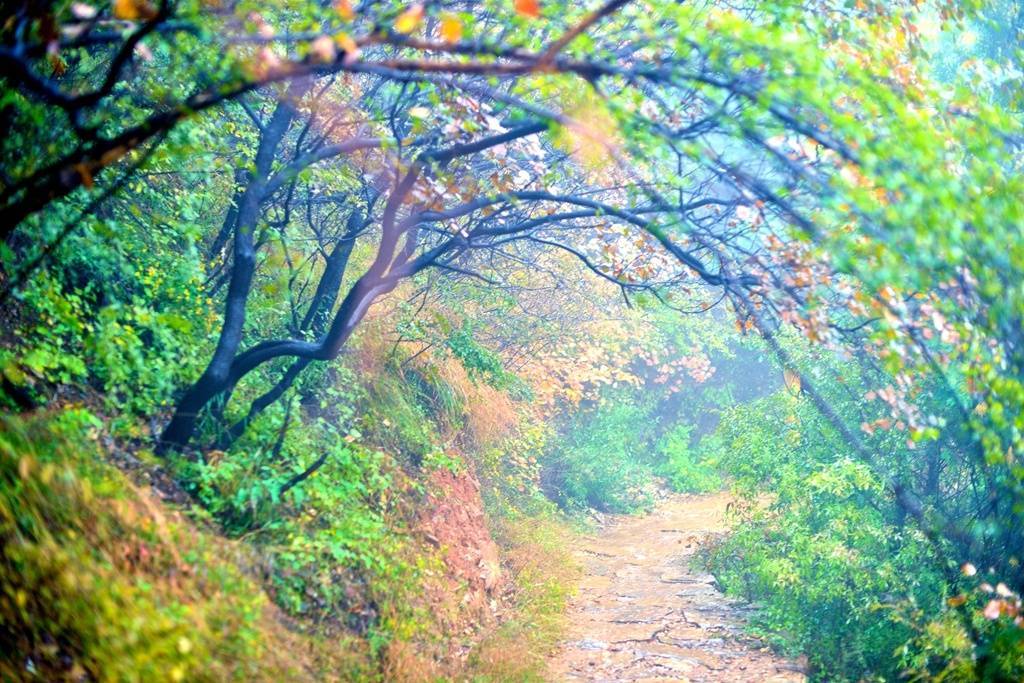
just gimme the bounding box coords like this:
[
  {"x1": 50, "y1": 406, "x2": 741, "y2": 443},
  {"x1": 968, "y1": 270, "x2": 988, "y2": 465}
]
[{"x1": 547, "y1": 493, "x2": 808, "y2": 682}]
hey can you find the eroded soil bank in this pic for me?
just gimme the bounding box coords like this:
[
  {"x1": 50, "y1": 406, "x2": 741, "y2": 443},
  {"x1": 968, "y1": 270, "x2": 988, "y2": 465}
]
[{"x1": 547, "y1": 493, "x2": 807, "y2": 682}]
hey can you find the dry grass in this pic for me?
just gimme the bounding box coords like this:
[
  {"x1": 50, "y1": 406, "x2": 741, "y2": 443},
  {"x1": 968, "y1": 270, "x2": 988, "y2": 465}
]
[
  {"x1": 432, "y1": 357, "x2": 519, "y2": 449},
  {"x1": 381, "y1": 639, "x2": 443, "y2": 683},
  {"x1": 350, "y1": 317, "x2": 395, "y2": 377},
  {"x1": 461, "y1": 512, "x2": 581, "y2": 682}
]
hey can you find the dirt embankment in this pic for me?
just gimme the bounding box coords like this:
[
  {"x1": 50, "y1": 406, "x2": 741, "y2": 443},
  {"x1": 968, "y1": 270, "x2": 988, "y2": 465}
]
[
  {"x1": 548, "y1": 493, "x2": 807, "y2": 682},
  {"x1": 418, "y1": 467, "x2": 504, "y2": 617}
]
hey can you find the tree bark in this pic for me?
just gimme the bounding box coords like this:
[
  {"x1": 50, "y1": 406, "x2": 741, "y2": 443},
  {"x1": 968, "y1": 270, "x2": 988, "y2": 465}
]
[{"x1": 157, "y1": 120, "x2": 545, "y2": 453}]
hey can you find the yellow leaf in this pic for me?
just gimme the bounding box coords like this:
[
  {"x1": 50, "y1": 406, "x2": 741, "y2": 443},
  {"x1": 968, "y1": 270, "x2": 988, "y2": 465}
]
[
  {"x1": 783, "y1": 368, "x2": 801, "y2": 394},
  {"x1": 439, "y1": 14, "x2": 462, "y2": 43},
  {"x1": 514, "y1": 0, "x2": 540, "y2": 18},
  {"x1": 394, "y1": 4, "x2": 424, "y2": 34},
  {"x1": 334, "y1": 32, "x2": 360, "y2": 62}
]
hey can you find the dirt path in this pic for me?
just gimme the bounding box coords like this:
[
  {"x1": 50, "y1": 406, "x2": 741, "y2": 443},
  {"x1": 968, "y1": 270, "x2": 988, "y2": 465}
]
[{"x1": 547, "y1": 493, "x2": 807, "y2": 682}]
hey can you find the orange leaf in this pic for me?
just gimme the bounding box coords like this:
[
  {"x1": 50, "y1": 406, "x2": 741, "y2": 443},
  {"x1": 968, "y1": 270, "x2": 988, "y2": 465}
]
[
  {"x1": 334, "y1": 32, "x2": 360, "y2": 63},
  {"x1": 112, "y1": 0, "x2": 157, "y2": 20},
  {"x1": 334, "y1": 0, "x2": 354, "y2": 20},
  {"x1": 74, "y1": 163, "x2": 94, "y2": 189},
  {"x1": 439, "y1": 14, "x2": 462, "y2": 43},
  {"x1": 308, "y1": 35, "x2": 336, "y2": 63},
  {"x1": 99, "y1": 146, "x2": 127, "y2": 166},
  {"x1": 514, "y1": 0, "x2": 540, "y2": 18},
  {"x1": 49, "y1": 52, "x2": 67, "y2": 76},
  {"x1": 112, "y1": 0, "x2": 137, "y2": 18}
]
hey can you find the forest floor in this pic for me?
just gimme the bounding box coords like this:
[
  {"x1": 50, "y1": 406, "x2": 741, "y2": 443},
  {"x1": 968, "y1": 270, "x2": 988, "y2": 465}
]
[{"x1": 546, "y1": 493, "x2": 808, "y2": 682}]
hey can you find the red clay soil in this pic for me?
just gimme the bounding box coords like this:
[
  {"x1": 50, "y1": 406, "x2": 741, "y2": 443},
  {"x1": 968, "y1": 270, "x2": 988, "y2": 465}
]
[
  {"x1": 547, "y1": 493, "x2": 808, "y2": 682},
  {"x1": 418, "y1": 468, "x2": 504, "y2": 619}
]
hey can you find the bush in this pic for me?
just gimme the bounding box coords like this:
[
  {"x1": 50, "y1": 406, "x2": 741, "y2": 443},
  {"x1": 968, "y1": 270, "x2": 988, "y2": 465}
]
[
  {"x1": 700, "y1": 388, "x2": 1024, "y2": 681},
  {"x1": 1, "y1": 219, "x2": 214, "y2": 421},
  {"x1": 705, "y1": 456, "x2": 945, "y2": 680},
  {"x1": 542, "y1": 398, "x2": 657, "y2": 513},
  {"x1": 655, "y1": 423, "x2": 721, "y2": 493},
  {"x1": 173, "y1": 406, "x2": 424, "y2": 646}
]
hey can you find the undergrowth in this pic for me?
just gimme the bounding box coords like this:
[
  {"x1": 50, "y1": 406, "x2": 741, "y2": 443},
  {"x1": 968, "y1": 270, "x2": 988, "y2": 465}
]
[
  {"x1": 0, "y1": 409, "x2": 373, "y2": 682},
  {"x1": 0, "y1": 286, "x2": 595, "y2": 682}
]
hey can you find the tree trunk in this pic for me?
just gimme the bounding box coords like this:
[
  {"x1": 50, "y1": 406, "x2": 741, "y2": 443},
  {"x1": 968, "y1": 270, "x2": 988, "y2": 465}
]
[
  {"x1": 217, "y1": 210, "x2": 364, "y2": 447},
  {"x1": 157, "y1": 83, "x2": 308, "y2": 454}
]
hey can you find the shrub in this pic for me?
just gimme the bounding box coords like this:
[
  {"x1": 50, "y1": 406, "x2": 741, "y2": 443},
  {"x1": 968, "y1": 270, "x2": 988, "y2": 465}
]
[
  {"x1": 173, "y1": 408, "x2": 423, "y2": 645},
  {"x1": 542, "y1": 398, "x2": 657, "y2": 513},
  {"x1": 705, "y1": 456, "x2": 945, "y2": 680},
  {"x1": 655, "y1": 423, "x2": 721, "y2": 493}
]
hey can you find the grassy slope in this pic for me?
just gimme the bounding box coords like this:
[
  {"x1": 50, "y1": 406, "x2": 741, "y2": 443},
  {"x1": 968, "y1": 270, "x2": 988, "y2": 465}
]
[{"x1": 0, "y1": 396, "x2": 578, "y2": 681}]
